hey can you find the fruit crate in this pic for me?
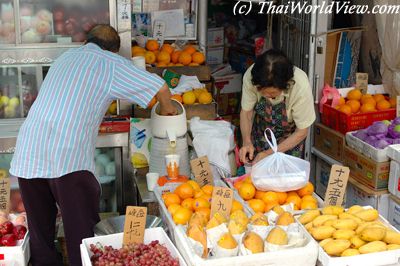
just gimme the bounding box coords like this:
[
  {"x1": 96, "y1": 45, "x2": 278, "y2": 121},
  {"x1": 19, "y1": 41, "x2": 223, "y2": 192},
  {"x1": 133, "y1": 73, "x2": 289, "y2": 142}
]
[
  {"x1": 0, "y1": 232, "x2": 30, "y2": 266},
  {"x1": 321, "y1": 104, "x2": 396, "y2": 134},
  {"x1": 345, "y1": 132, "x2": 389, "y2": 163},
  {"x1": 80, "y1": 227, "x2": 187, "y2": 266},
  {"x1": 295, "y1": 206, "x2": 400, "y2": 266}
]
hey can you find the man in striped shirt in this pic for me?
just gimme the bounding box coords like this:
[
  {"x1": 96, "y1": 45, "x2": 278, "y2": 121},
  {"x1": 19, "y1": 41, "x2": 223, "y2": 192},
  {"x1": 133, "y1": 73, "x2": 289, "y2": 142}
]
[{"x1": 10, "y1": 25, "x2": 176, "y2": 266}]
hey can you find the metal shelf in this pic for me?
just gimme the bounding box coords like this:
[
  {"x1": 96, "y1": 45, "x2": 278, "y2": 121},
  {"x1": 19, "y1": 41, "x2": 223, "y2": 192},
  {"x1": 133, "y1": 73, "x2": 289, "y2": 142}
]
[{"x1": 311, "y1": 147, "x2": 343, "y2": 166}]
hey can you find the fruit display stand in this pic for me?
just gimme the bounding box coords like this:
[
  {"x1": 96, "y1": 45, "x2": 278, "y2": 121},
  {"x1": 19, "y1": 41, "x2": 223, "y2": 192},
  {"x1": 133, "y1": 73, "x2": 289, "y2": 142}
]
[
  {"x1": 80, "y1": 227, "x2": 187, "y2": 266},
  {"x1": 0, "y1": 232, "x2": 30, "y2": 266},
  {"x1": 346, "y1": 132, "x2": 389, "y2": 162},
  {"x1": 295, "y1": 206, "x2": 400, "y2": 266}
]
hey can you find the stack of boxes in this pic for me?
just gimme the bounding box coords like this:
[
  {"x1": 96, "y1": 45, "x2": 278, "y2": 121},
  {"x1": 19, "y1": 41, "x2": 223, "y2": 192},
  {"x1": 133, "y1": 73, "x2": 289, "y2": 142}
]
[
  {"x1": 386, "y1": 145, "x2": 400, "y2": 230},
  {"x1": 206, "y1": 27, "x2": 224, "y2": 65}
]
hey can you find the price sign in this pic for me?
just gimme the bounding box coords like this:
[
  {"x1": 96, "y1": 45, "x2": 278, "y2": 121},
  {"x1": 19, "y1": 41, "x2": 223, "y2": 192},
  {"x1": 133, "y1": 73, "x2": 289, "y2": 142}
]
[
  {"x1": 153, "y1": 20, "x2": 166, "y2": 47},
  {"x1": 0, "y1": 178, "x2": 10, "y2": 214},
  {"x1": 210, "y1": 187, "x2": 233, "y2": 220},
  {"x1": 356, "y1": 73, "x2": 368, "y2": 94},
  {"x1": 123, "y1": 206, "x2": 147, "y2": 245},
  {"x1": 190, "y1": 156, "x2": 213, "y2": 187},
  {"x1": 324, "y1": 165, "x2": 350, "y2": 206}
]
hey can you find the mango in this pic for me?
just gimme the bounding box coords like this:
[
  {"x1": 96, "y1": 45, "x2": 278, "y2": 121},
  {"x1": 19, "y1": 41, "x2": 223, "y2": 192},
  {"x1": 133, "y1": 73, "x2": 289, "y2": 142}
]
[
  {"x1": 346, "y1": 205, "x2": 364, "y2": 214},
  {"x1": 350, "y1": 236, "x2": 366, "y2": 249},
  {"x1": 276, "y1": 212, "x2": 295, "y2": 226},
  {"x1": 355, "y1": 221, "x2": 385, "y2": 234},
  {"x1": 338, "y1": 213, "x2": 363, "y2": 224},
  {"x1": 230, "y1": 210, "x2": 248, "y2": 225},
  {"x1": 243, "y1": 232, "x2": 264, "y2": 254},
  {"x1": 383, "y1": 230, "x2": 400, "y2": 245},
  {"x1": 218, "y1": 232, "x2": 238, "y2": 249},
  {"x1": 341, "y1": 248, "x2": 360, "y2": 257},
  {"x1": 322, "y1": 206, "x2": 344, "y2": 216},
  {"x1": 312, "y1": 215, "x2": 338, "y2": 227},
  {"x1": 228, "y1": 219, "x2": 247, "y2": 235},
  {"x1": 272, "y1": 205, "x2": 285, "y2": 215},
  {"x1": 331, "y1": 219, "x2": 358, "y2": 230},
  {"x1": 323, "y1": 239, "x2": 351, "y2": 256},
  {"x1": 387, "y1": 244, "x2": 400, "y2": 250},
  {"x1": 189, "y1": 212, "x2": 208, "y2": 227},
  {"x1": 187, "y1": 224, "x2": 208, "y2": 258},
  {"x1": 319, "y1": 238, "x2": 333, "y2": 248},
  {"x1": 250, "y1": 212, "x2": 268, "y2": 225},
  {"x1": 252, "y1": 218, "x2": 269, "y2": 226},
  {"x1": 266, "y1": 227, "x2": 288, "y2": 245},
  {"x1": 323, "y1": 220, "x2": 336, "y2": 227},
  {"x1": 333, "y1": 229, "x2": 356, "y2": 240},
  {"x1": 359, "y1": 241, "x2": 387, "y2": 254},
  {"x1": 354, "y1": 209, "x2": 379, "y2": 222},
  {"x1": 311, "y1": 226, "x2": 336, "y2": 241},
  {"x1": 359, "y1": 226, "x2": 386, "y2": 242},
  {"x1": 206, "y1": 213, "x2": 226, "y2": 230},
  {"x1": 305, "y1": 222, "x2": 313, "y2": 232},
  {"x1": 298, "y1": 209, "x2": 320, "y2": 225}
]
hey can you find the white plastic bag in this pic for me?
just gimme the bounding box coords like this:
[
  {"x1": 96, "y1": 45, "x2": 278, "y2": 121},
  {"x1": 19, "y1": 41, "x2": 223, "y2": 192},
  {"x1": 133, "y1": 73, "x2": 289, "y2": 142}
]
[{"x1": 251, "y1": 129, "x2": 309, "y2": 192}]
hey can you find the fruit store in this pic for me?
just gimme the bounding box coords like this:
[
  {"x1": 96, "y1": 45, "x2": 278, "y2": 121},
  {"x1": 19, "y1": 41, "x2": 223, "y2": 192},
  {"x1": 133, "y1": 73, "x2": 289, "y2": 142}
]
[{"x1": 1, "y1": 0, "x2": 400, "y2": 266}]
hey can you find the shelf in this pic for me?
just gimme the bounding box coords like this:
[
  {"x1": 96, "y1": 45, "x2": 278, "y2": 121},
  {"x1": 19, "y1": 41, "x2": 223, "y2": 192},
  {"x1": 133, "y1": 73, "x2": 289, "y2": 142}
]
[{"x1": 311, "y1": 147, "x2": 343, "y2": 166}]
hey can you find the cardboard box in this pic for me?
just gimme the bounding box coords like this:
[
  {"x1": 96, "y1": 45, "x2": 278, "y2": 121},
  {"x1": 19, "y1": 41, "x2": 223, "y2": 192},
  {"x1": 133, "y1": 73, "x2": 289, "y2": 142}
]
[
  {"x1": 207, "y1": 46, "x2": 224, "y2": 65},
  {"x1": 207, "y1": 27, "x2": 224, "y2": 47},
  {"x1": 324, "y1": 27, "x2": 363, "y2": 88},
  {"x1": 389, "y1": 160, "x2": 400, "y2": 198},
  {"x1": 388, "y1": 194, "x2": 400, "y2": 231},
  {"x1": 314, "y1": 123, "x2": 345, "y2": 162},
  {"x1": 343, "y1": 145, "x2": 390, "y2": 190},
  {"x1": 213, "y1": 73, "x2": 242, "y2": 116},
  {"x1": 346, "y1": 177, "x2": 390, "y2": 219}
]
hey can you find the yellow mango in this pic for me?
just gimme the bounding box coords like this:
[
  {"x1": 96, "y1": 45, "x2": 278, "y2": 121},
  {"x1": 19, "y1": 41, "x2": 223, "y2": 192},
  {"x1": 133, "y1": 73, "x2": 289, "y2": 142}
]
[
  {"x1": 312, "y1": 215, "x2": 338, "y2": 227},
  {"x1": 252, "y1": 218, "x2": 269, "y2": 226},
  {"x1": 331, "y1": 219, "x2": 358, "y2": 230},
  {"x1": 187, "y1": 224, "x2": 208, "y2": 258},
  {"x1": 359, "y1": 226, "x2": 386, "y2": 242},
  {"x1": 230, "y1": 210, "x2": 248, "y2": 225},
  {"x1": 272, "y1": 205, "x2": 285, "y2": 215},
  {"x1": 305, "y1": 222, "x2": 313, "y2": 232},
  {"x1": 228, "y1": 219, "x2": 247, "y2": 235},
  {"x1": 323, "y1": 220, "x2": 336, "y2": 227},
  {"x1": 338, "y1": 213, "x2": 363, "y2": 224},
  {"x1": 346, "y1": 205, "x2": 364, "y2": 214},
  {"x1": 276, "y1": 212, "x2": 295, "y2": 226},
  {"x1": 355, "y1": 222, "x2": 385, "y2": 234},
  {"x1": 266, "y1": 227, "x2": 288, "y2": 245},
  {"x1": 218, "y1": 232, "x2": 238, "y2": 249},
  {"x1": 322, "y1": 206, "x2": 344, "y2": 216},
  {"x1": 298, "y1": 209, "x2": 321, "y2": 225},
  {"x1": 323, "y1": 239, "x2": 351, "y2": 256},
  {"x1": 387, "y1": 244, "x2": 400, "y2": 250},
  {"x1": 350, "y1": 236, "x2": 366, "y2": 249},
  {"x1": 354, "y1": 209, "x2": 379, "y2": 222},
  {"x1": 311, "y1": 226, "x2": 336, "y2": 241},
  {"x1": 383, "y1": 230, "x2": 400, "y2": 245},
  {"x1": 341, "y1": 248, "x2": 360, "y2": 256},
  {"x1": 333, "y1": 229, "x2": 356, "y2": 240},
  {"x1": 243, "y1": 232, "x2": 264, "y2": 254},
  {"x1": 359, "y1": 241, "x2": 387, "y2": 254},
  {"x1": 319, "y1": 238, "x2": 333, "y2": 248},
  {"x1": 250, "y1": 212, "x2": 268, "y2": 224}
]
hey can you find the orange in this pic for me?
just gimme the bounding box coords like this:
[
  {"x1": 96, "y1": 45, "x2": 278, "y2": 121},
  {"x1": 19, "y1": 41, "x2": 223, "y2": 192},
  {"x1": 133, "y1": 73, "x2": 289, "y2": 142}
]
[
  {"x1": 261, "y1": 191, "x2": 279, "y2": 205},
  {"x1": 193, "y1": 197, "x2": 210, "y2": 211},
  {"x1": 198, "y1": 92, "x2": 213, "y2": 104},
  {"x1": 347, "y1": 89, "x2": 362, "y2": 101},
  {"x1": 300, "y1": 200, "x2": 318, "y2": 210},
  {"x1": 233, "y1": 180, "x2": 244, "y2": 191},
  {"x1": 361, "y1": 94, "x2": 373, "y2": 104},
  {"x1": 153, "y1": 50, "x2": 160, "y2": 57},
  {"x1": 360, "y1": 103, "x2": 376, "y2": 113},
  {"x1": 338, "y1": 105, "x2": 352, "y2": 115},
  {"x1": 286, "y1": 195, "x2": 301, "y2": 209},
  {"x1": 168, "y1": 63, "x2": 175, "y2": 66},
  {"x1": 287, "y1": 191, "x2": 299, "y2": 198},
  {"x1": 302, "y1": 195, "x2": 317, "y2": 203},
  {"x1": 156, "y1": 62, "x2": 167, "y2": 67},
  {"x1": 144, "y1": 51, "x2": 156, "y2": 64},
  {"x1": 172, "y1": 207, "x2": 192, "y2": 225},
  {"x1": 182, "y1": 91, "x2": 196, "y2": 105},
  {"x1": 168, "y1": 203, "x2": 181, "y2": 215},
  {"x1": 243, "y1": 176, "x2": 252, "y2": 183},
  {"x1": 183, "y1": 45, "x2": 197, "y2": 55},
  {"x1": 171, "y1": 94, "x2": 183, "y2": 103},
  {"x1": 239, "y1": 183, "x2": 256, "y2": 200},
  {"x1": 264, "y1": 202, "x2": 278, "y2": 213},
  {"x1": 346, "y1": 100, "x2": 361, "y2": 113},
  {"x1": 200, "y1": 194, "x2": 211, "y2": 204},
  {"x1": 389, "y1": 97, "x2": 397, "y2": 108},
  {"x1": 248, "y1": 199, "x2": 265, "y2": 213},
  {"x1": 202, "y1": 184, "x2": 213, "y2": 195},
  {"x1": 362, "y1": 97, "x2": 376, "y2": 107},
  {"x1": 192, "y1": 52, "x2": 205, "y2": 64},
  {"x1": 276, "y1": 191, "x2": 288, "y2": 205},
  {"x1": 297, "y1": 182, "x2": 314, "y2": 197},
  {"x1": 175, "y1": 63, "x2": 184, "y2": 66},
  {"x1": 377, "y1": 99, "x2": 391, "y2": 110},
  {"x1": 254, "y1": 190, "x2": 266, "y2": 200},
  {"x1": 373, "y1": 94, "x2": 385, "y2": 103},
  {"x1": 171, "y1": 51, "x2": 181, "y2": 63},
  {"x1": 146, "y1": 40, "x2": 159, "y2": 51},
  {"x1": 187, "y1": 180, "x2": 201, "y2": 191},
  {"x1": 231, "y1": 200, "x2": 243, "y2": 213},
  {"x1": 178, "y1": 52, "x2": 192, "y2": 65},
  {"x1": 157, "y1": 51, "x2": 171, "y2": 64},
  {"x1": 196, "y1": 207, "x2": 211, "y2": 220},
  {"x1": 132, "y1": 45, "x2": 146, "y2": 55},
  {"x1": 194, "y1": 189, "x2": 205, "y2": 199},
  {"x1": 338, "y1": 97, "x2": 346, "y2": 106},
  {"x1": 164, "y1": 193, "x2": 181, "y2": 207},
  {"x1": 162, "y1": 192, "x2": 172, "y2": 200},
  {"x1": 189, "y1": 63, "x2": 200, "y2": 66},
  {"x1": 181, "y1": 198, "x2": 195, "y2": 211},
  {"x1": 147, "y1": 97, "x2": 157, "y2": 109},
  {"x1": 175, "y1": 183, "x2": 194, "y2": 200},
  {"x1": 161, "y1": 43, "x2": 174, "y2": 54}
]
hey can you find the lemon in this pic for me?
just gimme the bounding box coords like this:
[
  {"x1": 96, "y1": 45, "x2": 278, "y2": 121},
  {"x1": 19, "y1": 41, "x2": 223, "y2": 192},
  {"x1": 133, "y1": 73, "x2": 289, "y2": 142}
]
[
  {"x1": 183, "y1": 91, "x2": 196, "y2": 105},
  {"x1": 198, "y1": 91, "x2": 213, "y2": 104}
]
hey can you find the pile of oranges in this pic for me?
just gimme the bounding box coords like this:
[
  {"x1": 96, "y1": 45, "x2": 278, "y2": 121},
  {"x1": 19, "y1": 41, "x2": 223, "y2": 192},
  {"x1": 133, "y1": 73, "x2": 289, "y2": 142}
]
[
  {"x1": 148, "y1": 88, "x2": 213, "y2": 109},
  {"x1": 132, "y1": 40, "x2": 205, "y2": 67},
  {"x1": 162, "y1": 180, "x2": 244, "y2": 225},
  {"x1": 335, "y1": 89, "x2": 396, "y2": 115},
  {"x1": 234, "y1": 176, "x2": 318, "y2": 212}
]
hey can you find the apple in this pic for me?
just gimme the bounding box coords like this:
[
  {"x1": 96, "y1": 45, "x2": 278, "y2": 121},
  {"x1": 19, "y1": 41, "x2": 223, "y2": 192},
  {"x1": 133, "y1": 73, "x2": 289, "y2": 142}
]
[
  {"x1": 36, "y1": 20, "x2": 51, "y2": 35},
  {"x1": 382, "y1": 120, "x2": 391, "y2": 126},
  {"x1": 54, "y1": 22, "x2": 64, "y2": 34},
  {"x1": 4, "y1": 105, "x2": 16, "y2": 118},
  {"x1": 22, "y1": 29, "x2": 41, "y2": 43},
  {"x1": 53, "y1": 8, "x2": 65, "y2": 22},
  {"x1": 36, "y1": 9, "x2": 52, "y2": 22},
  {"x1": 8, "y1": 97, "x2": 19, "y2": 108},
  {"x1": 0, "y1": 96, "x2": 10, "y2": 107}
]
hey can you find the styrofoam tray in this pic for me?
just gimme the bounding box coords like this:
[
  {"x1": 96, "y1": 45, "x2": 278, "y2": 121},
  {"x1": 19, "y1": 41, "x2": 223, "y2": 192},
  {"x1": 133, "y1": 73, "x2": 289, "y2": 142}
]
[
  {"x1": 80, "y1": 227, "x2": 187, "y2": 266},
  {"x1": 295, "y1": 206, "x2": 400, "y2": 266},
  {"x1": 345, "y1": 132, "x2": 389, "y2": 162},
  {"x1": 0, "y1": 232, "x2": 30, "y2": 266},
  {"x1": 387, "y1": 144, "x2": 400, "y2": 162}
]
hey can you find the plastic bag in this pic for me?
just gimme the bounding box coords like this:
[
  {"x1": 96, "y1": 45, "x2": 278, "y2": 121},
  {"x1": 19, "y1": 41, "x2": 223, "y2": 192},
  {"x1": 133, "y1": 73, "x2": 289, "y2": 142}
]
[
  {"x1": 251, "y1": 129, "x2": 310, "y2": 192},
  {"x1": 319, "y1": 84, "x2": 341, "y2": 113}
]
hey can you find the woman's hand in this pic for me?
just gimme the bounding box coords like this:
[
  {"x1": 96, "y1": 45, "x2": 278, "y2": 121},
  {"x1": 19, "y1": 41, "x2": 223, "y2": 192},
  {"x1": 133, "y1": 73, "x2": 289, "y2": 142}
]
[
  {"x1": 239, "y1": 142, "x2": 255, "y2": 164},
  {"x1": 252, "y1": 150, "x2": 272, "y2": 165}
]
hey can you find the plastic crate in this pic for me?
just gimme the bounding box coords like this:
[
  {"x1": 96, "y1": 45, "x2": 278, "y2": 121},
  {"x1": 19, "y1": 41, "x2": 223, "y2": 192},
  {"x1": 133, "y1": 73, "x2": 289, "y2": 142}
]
[
  {"x1": 345, "y1": 131, "x2": 389, "y2": 162},
  {"x1": 321, "y1": 104, "x2": 396, "y2": 134}
]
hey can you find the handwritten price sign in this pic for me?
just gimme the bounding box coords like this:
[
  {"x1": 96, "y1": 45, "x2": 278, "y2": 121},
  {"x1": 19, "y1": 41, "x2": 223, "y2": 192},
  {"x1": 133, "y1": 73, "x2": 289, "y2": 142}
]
[
  {"x1": 123, "y1": 206, "x2": 147, "y2": 245},
  {"x1": 210, "y1": 187, "x2": 233, "y2": 220}
]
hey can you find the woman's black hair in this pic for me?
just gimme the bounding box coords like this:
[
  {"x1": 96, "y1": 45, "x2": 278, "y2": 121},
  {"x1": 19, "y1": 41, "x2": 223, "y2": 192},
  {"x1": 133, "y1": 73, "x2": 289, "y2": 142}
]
[
  {"x1": 251, "y1": 49, "x2": 294, "y2": 91},
  {"x1": 86, "y1": 24, "x2": 120, "y2": 52}
]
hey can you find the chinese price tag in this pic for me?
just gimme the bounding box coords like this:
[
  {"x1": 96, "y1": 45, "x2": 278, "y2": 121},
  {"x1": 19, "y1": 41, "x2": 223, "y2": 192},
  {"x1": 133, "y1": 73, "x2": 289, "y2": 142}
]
[
  {"x1": 123, "y1": 206, "x2": 147, "y2": 245},
  {"x1": 324, "y1": 165, "x2": 350, "y2": 206},
  {"x1": 153, "y1": 20, "x2": 165, "y2": 47},
  {"x1": 190, "y1": 156, "x2": 213, "y2": 187},
  {"x1": 0, "y1": 178, "x2": 10, "y2": 214},
  {"x1": 356, "y1": 73, "x2": 368, "y2": 94},
  {"x1": 210, "y1": 187, "x2": 233, "y2": 220}
]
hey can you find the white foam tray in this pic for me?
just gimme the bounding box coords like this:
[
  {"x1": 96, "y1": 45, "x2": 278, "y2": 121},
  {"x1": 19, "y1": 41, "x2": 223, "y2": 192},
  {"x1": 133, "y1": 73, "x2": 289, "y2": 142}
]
[
  {"x1": 0, "y1": 232, "x2": 30, "y2": 266},
  {"x1": 345, "y1": 132, "x2": 389, "y2": 162}
]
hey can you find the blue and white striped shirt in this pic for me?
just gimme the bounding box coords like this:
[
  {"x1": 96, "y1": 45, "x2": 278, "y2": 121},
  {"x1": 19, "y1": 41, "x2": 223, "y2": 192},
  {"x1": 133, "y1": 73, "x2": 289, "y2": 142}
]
[{"x1": 10, "y1": 43, "x2": 164, "y2": 179}]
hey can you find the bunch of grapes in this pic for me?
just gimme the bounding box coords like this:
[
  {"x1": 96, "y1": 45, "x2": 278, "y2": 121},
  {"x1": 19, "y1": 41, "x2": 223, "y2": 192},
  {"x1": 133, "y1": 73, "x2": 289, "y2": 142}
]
[{"x1": 90, "y1": 240, "x2": 180, "y2": 266}]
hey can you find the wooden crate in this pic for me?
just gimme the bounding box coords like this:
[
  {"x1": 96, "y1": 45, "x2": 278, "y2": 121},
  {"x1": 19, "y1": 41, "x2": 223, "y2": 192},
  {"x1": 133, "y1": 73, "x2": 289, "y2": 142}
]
[{"x1": 146, "y1": 65, "x2": 211, "y2": 82}]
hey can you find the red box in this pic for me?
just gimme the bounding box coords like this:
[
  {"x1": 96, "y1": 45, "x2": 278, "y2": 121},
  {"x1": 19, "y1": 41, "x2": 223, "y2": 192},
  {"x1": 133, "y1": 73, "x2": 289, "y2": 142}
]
[
  {"x1": 99, "y1": 117, "x2": 130, "y2": 133},
  {"x1": 321, "y1": 103, "x2": 396, "y2": 134}
]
